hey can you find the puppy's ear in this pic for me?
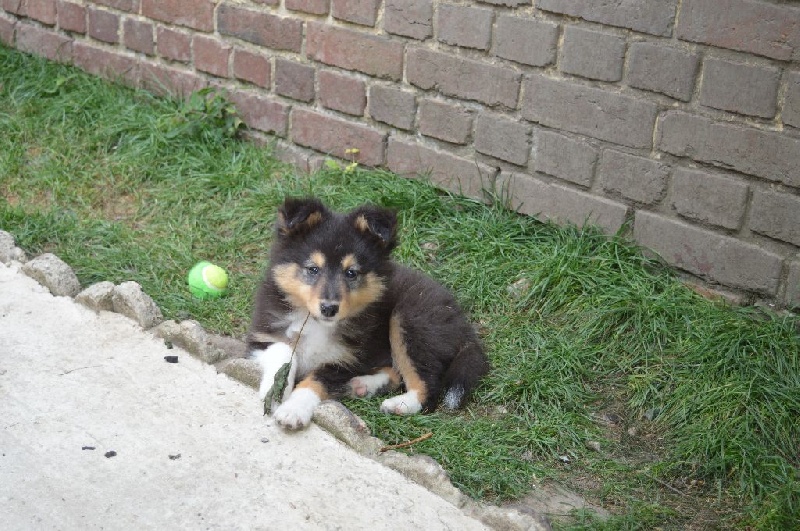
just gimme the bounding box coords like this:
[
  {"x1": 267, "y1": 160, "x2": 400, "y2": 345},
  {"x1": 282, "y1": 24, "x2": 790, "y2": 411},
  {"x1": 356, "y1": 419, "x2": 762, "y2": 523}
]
[
  {"x1": 276, "y1": 197, "x2": 328, "y2": 237},
  {"x1": 350, "y1": 205, "x2": 398, "y2": 251}
]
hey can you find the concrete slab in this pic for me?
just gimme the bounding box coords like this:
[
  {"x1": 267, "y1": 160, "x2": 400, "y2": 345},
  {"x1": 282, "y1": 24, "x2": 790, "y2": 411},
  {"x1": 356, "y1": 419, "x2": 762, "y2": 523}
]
[{"x1": 0, "y1": 262, "x2": 487, "y2": 530}]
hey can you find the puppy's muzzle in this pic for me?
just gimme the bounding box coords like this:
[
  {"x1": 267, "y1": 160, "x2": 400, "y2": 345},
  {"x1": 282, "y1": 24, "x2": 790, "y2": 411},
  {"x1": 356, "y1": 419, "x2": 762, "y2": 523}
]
[{"x1": 319, "y1": 301, "x2": 339, "y2": 318}]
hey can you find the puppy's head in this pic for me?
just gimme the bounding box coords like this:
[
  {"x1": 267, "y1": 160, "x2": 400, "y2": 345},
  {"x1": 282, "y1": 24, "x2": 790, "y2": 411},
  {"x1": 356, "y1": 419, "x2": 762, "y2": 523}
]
[{"x1": 269, "y1": 198, "x2": 397, "y2": 324}]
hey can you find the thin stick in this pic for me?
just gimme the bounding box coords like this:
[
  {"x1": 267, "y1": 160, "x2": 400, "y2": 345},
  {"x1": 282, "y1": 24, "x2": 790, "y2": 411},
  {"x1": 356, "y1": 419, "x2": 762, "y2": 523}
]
[{"x1": 379, "y1": 432, "x2": 433, "y2": 452}]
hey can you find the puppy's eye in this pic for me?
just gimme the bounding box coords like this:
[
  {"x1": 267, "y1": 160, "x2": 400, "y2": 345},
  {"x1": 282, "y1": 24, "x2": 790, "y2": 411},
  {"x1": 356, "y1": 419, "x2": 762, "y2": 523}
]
[
  {"x1": 344, "y1": 269, "x2": 359, "y2": 280},
  {"x1": 307, "y1": 266, "x2": 320, "y2": 276}
]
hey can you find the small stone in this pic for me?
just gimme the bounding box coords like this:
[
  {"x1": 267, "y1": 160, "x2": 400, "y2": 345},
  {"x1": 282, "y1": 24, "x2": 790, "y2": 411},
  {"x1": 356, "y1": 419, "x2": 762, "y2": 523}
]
[
  {"x1": 507, "y1": 278, "x2": 531, "y2": 299},
  {"x1": 75, "y1": 281, "x2": 116, "y2": 312},
  {"x1": 585, "y1": 440, "x2": 601, "y2": 452},
  {"x1": 104, "y1": 450, "x2": 117, "y2": 458},
  {"x1": 21, "y1": 253, "x2": 81, "y2": 297},
  {"x1": 627, "y1": 426, "x2": 639, "y2": 436},
  {"x1": 112, "y1": 281, "x2": 163, "y2": 329}
]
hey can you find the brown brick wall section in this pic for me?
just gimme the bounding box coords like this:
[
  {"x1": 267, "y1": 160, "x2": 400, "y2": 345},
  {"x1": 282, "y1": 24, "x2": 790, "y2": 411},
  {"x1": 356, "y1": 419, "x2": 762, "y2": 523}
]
[{"x1": 1, "y1": 0, "x2": 799, "y2": 307}]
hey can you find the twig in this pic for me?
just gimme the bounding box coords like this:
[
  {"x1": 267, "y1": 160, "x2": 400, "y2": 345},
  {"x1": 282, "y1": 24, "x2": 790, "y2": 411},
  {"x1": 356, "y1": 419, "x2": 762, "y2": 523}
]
[
  {"x1": 379, "y1": 432, "x2": 433, "y2": 452},
  {"x1": 645, "y1": 473, "x2": 687, "y2": 497}
]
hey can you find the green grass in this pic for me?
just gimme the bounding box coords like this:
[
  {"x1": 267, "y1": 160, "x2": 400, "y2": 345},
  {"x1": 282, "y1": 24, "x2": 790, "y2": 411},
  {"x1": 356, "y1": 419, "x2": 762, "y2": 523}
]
[{"x1": 2, "y1": 45, "x2": 798, "y2": 529}]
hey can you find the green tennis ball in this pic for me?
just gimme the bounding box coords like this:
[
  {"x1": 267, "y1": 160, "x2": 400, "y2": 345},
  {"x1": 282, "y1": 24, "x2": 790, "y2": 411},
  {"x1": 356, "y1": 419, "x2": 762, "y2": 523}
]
[{"x1": 188, "y1": 261, "x2": 229, "y2": 300}]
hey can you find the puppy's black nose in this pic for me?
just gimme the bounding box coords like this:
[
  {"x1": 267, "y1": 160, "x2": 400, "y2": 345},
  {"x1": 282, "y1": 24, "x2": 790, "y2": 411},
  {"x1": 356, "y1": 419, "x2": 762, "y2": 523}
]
[{"x1": 320, "y1": 302, "x2": 339, "y2": 318}]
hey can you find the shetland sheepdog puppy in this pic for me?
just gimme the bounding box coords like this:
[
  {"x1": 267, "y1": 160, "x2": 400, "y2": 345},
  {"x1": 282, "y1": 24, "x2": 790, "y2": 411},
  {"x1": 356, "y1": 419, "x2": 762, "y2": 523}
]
[{"x1": 248, "y1": 197, "x2": 490, "y2": 430}]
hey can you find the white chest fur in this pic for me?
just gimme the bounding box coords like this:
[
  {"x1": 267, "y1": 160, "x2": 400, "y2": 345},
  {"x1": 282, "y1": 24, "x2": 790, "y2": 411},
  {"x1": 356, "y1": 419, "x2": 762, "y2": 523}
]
[{"x1": 284, "y1": 313, "x2": 355, "y2": 377}]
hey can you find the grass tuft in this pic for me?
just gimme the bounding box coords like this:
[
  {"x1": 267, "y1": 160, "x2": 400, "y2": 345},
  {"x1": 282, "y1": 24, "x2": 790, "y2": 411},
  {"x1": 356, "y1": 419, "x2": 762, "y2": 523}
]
[{"x1": 2, "y1": 45, "x2": 798, "y2": 528}]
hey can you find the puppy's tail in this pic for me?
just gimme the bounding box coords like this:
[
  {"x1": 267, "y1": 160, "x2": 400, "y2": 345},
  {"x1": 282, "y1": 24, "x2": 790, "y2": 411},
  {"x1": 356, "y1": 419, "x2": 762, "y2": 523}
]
[{"x1": 440, "y1": 341, "x2": 490, "y2": 410}]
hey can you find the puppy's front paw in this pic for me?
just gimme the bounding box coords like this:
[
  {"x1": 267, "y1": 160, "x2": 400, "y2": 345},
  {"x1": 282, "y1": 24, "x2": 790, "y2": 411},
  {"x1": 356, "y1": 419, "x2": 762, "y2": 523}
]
[
  {"x1": 272, "y1": 388, "x2": 321, "y2": 430},
  {"x1": 380, "y1": 391, "x2": 423, "y2": 416}
]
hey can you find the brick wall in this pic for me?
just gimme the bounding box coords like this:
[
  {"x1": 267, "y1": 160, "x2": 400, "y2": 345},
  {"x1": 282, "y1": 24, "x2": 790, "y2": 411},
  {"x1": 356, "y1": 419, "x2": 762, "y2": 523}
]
[{"x1": 2, "y1": 0, "x2": 799, "y2": 308}]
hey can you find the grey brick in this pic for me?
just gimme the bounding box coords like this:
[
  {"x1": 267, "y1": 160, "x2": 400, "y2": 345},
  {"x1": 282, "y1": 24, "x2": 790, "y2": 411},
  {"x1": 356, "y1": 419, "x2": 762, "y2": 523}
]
[
  {"x1": 784, "y1": 71, "x2": 800, "y2": 129},
  {"x1": 476, "y1": 0, "x2": 528, "y2": 6},
  {"x1": 671, "y1": 168, "x2": 748, "y2": 230},
  {"x1": 387, "y1": 138, "x2": 497, "y2": 199},
  {"x1": 368, "y1": 85, "x2": 416, "y2": 130},
  {"x1": 634, "y1": 211, "x2": 782, "y2": 295},
  {"x1": 408, "y1": 47, "x2": 521, "y2": 109},
  {"x1": 699, "y1": 58, "x2": 779, "y2": 118},
  {"x1": 657, "y1": 111, "x2": 800, "y2": 188},
  {"x1": 785, "y1": 260, "x2": 800, "y2": 309},
  {"x1": 384, "y1": 0, "x2": 432, "y2": 40},
  {"x1": 437, "y1": 4, "x2": 492, "y2": 51},
  {"x1": 677, "y1": 0, "x2": 800, "y2": 62},
  {"x1": 598, "y1": 150, "x2": 669, "y2": 204},
  {"x1": 538, "y1": 0, "x2": 678, "y2": 36},
  {"x1": 627, "y1": 42, "x2": 698, "y2": 101},
  {"x1": 499, "y1": 172, "x2": 628, "y2": 234},
  {"x1": 521, "y1": 74, "x2": 658, "y2": 149},
  {"x1": 274, "y1": 58, "x2": 315, "y2": 103},
  {"x1": 474, "y1": 114, "x2": 531, "y2": 166},
  {"x1": 493, "y1": 15, "x2": 557, "y2": 67},
  {"x1": 418, "y1": 99, "x2": 473, "y2": 145},
  {"x1": 532, "y1": 129, "x2": 597, "y2": 187},
  {"x1": 749, "y1": 190, "x2": 800, "y2": 246},
  {"x1": 560, "y1": 26, "x2": 625, "y2": 82}
]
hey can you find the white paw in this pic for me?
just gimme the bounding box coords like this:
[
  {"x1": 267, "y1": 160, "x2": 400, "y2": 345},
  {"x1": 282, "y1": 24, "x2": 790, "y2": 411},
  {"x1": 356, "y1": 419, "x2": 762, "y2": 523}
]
[
  {"x1": 349, "y1": 372, "x2": 391, "y2": 398},
  {"x1": 380, "y1": 391, "x2": 423, "y2": 416},
  {"x1": 252, "y1": 343, "x2": 294, "y2": 401},
  {"x1": 273, "y1": 388, "x2": 321, "y2": 430}
]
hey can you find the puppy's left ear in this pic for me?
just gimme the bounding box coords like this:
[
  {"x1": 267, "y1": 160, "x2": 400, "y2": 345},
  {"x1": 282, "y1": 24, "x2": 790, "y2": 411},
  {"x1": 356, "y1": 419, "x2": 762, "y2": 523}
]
[{"x1": 350, "y1": 206, "x2": 398, "y2": 251}]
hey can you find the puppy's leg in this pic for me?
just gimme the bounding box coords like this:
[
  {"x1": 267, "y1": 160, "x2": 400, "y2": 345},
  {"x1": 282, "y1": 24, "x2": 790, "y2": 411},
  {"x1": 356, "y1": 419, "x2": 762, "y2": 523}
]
[
  {"x1": 273, "y1": 375, "x2": 327, "y2": 430},
  {"x1": 349, "y1": 367, "x2": 401, "y2": 398},
  {"x1": 251, "y1": 342, "x2": 294, "y2": 401},
  {"x1": 381, "y1": 315, "x2": 428, "y2": 415}
]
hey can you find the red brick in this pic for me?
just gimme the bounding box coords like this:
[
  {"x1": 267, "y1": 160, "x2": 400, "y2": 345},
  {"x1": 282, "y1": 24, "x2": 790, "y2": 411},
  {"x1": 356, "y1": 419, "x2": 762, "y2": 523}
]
[
  {"x1": 228, "y1": 90, "x2": 289, "y2": 136},
  {"x1": 87, "y1": 7, "x2": 119, "y2": 44},
  {"x1": 218, "y1": 4, "x2": 302, "y2": 53},
  {"x1": 677, "y1": 0, "x2": 800, "y2": 61},
  {"x1": 286, "y1": 0, "x2": 329, "y2": 16},
  {"x1": 16, "y1": 22, "x2": 72, "y2": 62},
  {"x1": 73, "y1": 41, "x2": 138, "y2": 86},
  {"x1": 274, "y1": 58, "x2": 315, "y2": 102},
  {"x1": 157, "y1": 26, "x2": 191, "y2": 63},
  {"x1": 57, "y1": 1, "x2": 85, "y2": 34},
  {"x1": 27, "y1": 0, "x2": 56, "y2": 25},
  {"x1": 291, "y1": 109, "x2": 386, "y2": 167},
  {"x1": 140, "y1": 60, "x2": 206, "y2": 99},
  {"x1": 123, "y1": 18, "x2": 154, "y2": 55},
  {"x1": 233, "y1": 48, "x2": 270, "y2": 88},
  {"x1": 318, "y1": 70, "x2": 366, "y2": 116},
  {"x1": 0, "y1": 12, "x2": 16, "y2": 46},
  {"x1": 141, "y1": 0, "x2": 214, "y2": 32},
  {"x1": 193, "y1": 35, "x2": 231, "y2": 78},
  {"x1": 93, "y1": 0, "x2": 138, "y2": 12},
  {"x1": 387, "y1": 138, "x2": 496, "y2": 199},
  {"x1": 307, "y1": 21, "x2": 403, "y2": 81},
  {"x1": 2, "y1": 0, "x2": 26, "y2": 16},
  {"x1": 332, "y1": 0, "x2": 380, "y2": 27}
]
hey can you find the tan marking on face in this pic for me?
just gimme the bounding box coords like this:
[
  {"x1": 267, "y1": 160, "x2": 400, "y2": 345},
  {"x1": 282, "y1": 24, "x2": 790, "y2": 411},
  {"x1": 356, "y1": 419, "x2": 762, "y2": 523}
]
[
  {"x1": 389, "y1": 315, "x2": 427, "y2": 404},
  {"x1": 341, "y1": 254, "x2": 358, "y2": 271},
  {"x1": 296, "y1": 375, "x2": 328, "y2": 400},
  {"x1": 338, "y1": 272, "x2": 385, "y2": 320},
  {"x1": 310, "y1": 252, "x2": 326, "y2": 268},
  {"x1": 272, "y1": 263, "x2": 316, "y2": 314},
  {"x1": 354, "y1": 215, "x2": 370, "y2": 233}
]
